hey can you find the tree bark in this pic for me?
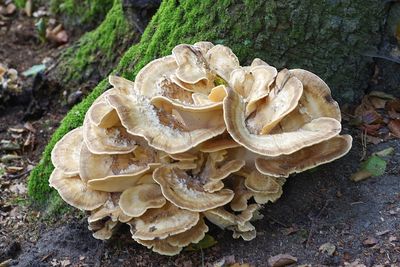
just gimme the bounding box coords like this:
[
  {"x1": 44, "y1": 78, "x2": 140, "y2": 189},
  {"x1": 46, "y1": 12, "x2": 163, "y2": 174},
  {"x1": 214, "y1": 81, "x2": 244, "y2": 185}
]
[{"x1": 28, "y1": 0, "x2": 390, "y2": 206}]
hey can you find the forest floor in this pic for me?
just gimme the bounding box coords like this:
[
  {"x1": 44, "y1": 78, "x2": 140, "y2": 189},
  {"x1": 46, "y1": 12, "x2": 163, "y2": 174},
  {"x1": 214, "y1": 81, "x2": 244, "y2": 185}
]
[{"x1": 1, "y1": 5, "x2": 399, "y2": 267}]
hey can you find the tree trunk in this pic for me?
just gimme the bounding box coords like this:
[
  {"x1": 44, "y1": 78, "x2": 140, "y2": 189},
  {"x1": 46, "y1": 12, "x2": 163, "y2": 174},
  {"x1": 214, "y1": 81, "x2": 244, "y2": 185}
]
[{"x1": 28, "y1": 0, "x2": 390, "y2": 207}]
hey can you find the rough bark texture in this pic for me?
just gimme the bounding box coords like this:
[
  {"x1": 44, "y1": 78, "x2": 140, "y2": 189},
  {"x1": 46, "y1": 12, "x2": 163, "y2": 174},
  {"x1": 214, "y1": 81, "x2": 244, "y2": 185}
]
[
  {"x1": 50, "y1": 0, "x2": 114, "y2": 32},
  {"x1": 28, "y1": 0, "x2": 388, "y2": 209}
]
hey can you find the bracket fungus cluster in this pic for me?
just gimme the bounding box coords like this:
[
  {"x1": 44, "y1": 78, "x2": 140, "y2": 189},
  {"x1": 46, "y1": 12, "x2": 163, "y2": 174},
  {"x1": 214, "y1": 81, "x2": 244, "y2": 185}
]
[{"x1": 50, "y1": 42, "x2": 352, "y2": 256}]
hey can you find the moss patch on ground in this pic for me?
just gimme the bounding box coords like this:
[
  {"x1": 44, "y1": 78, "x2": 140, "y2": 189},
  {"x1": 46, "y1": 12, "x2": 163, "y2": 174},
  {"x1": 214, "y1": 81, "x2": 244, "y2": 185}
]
[{"x1": 29, "y1": 0, "x2": 385, "y2": 209}]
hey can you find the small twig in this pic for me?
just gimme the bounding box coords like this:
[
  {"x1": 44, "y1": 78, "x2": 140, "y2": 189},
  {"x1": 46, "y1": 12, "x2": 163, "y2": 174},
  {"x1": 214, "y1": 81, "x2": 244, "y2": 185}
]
[
  {"x1": 266, "y1": 215, "x2": 288, "y2": 228},
  {"x1": 360, "y1": 129, "x2": 367, "y2": 161},
  {"x1": 350, "y1": 201, "x2": 364, "y2": 206},
  {"x1": 8, "y1": 169, "x2": 32, "y2": 179},
  {"x1": 40, "y1": 252, "x2": 54, "y2": 262},
  {"x1": 200, "y1": 248, "x2": 205, "y2": 267}
]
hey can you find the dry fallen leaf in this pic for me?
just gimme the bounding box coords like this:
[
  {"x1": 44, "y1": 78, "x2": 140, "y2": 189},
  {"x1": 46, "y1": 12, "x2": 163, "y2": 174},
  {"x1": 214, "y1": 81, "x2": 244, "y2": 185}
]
[
  {"x1": 375, "y1": 230, "x2": 390, "y2": 236},
  {"x1": 351, "y1": 155, "x2": 387, "y2": 182},
  {"x1": 363, "y1": 236, "x2": 378, "y2": 247},
  {"x1": 350, "y1": 170, "x2": 372, "y2": 182},
  {"x1": 25, "y1": 0, "x2": 32, "y2": 17},
  {"x1": 24, "y1": 122, "x2": 36, "y2": 133},
  {"x1": 8, "y1": 127, "x2": 25, "y2": 133},
  {"x1": 5, "y1": 4, "x2": 16, "y2": 15},
  {"x1": 9, "y1": 183, "x2": 27, "y2": 195},
  {"x1": 319, "y1": 242, "x2": 336, "y2": 256},
  {"x1": 388, "y1": 119, "x2": 400, "y2": 137},
  {"x1": 369, "y1": 96, "x2": 387, "y2": 109},
  {"x1": 267, "y1": 254, "x2": 297, "y2": 267},
  {"x1": 60, "y1": 259, "x2": 71, "y2": 267},
  {"x1": 46, "y1": 24, "x2": 68, "y2": 45}
]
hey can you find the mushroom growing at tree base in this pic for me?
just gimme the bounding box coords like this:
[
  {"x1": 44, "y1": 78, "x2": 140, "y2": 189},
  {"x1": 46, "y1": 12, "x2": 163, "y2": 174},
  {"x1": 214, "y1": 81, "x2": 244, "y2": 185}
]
[{"x1": 49, "y1": 41, "x2": 352, "y2": 256}]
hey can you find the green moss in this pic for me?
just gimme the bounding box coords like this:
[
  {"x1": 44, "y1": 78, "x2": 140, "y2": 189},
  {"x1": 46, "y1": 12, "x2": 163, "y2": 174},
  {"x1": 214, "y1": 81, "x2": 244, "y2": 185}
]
[
  {"x1": 14, "y1": 0, "x2": 26, "y2": 9},
  {"x1": 29, "y1": 0, "x2": 385, "y2": 205},
  {"x1": 50, "y1": 0, "x2": 113, "y2": 28},
  {"x1": 55, "y1": 0, "x2": 134, "y2": 85}
]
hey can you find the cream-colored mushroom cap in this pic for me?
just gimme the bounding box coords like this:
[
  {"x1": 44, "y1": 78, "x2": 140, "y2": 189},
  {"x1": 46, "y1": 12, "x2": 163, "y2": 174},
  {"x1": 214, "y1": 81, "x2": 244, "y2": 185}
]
[
  {"x1": 256, "y1": 135, "x2": 353, "y2": 178},
  {"x1": 49, "y1": 168, "x2": 108, "y2": 210},
  {"x1": 208, "y1": 84, "x2": 227, "y2": 102},
  {"x1": 206, "y1": 44, "x2": 240, "y2": 82},
  {"x1": 134, "y1": 55, "x2": 178, "y2": 97},
  {"x1": 224, "y1": 86, "x2": 342, "y2": 157},
  {"x1": 290, "y1": 69, "x2": 341, "y2": 121},
  {"x1": 204, "y1": 204, "x2": 259, "y2": 240},
  {"x1": 272, "y1": 69, "x2": 341, "y2": 133},
  {"x1": 91, "y1": 220, "x2": 118, "y2": 240},
  {"x1": 251, "y1": 58, "x2": 269, "y2": 67},
  {"x1": 199, "y1": 134, "x2": 240, "y2": 153},
  {"x1": 230, "y1": 176, "x2": 253, "y2": 211},
  {"x1": 203, "y1": 207, "x2": 236, "y2": 229},
  {"x1": 153, "y1": 166, "x2": 234, "y2": 212},
  {"x1": 135, "y1": 239, "x2": 183, "y2": 256},
  {"x1": 173, "y1": 44, "x2": 209, "y2": 84},
  {"x1": 108, "y1": 75, "x2": 135, "y2": 94},
  {"x1": 87, "y1": 194, "x2": 136, "y2": 223},
  {"x1": 232, "y1": 229, "x2": 256, "y2": 241},
  {"x1": 246, "y1": 69, "x2": 303, "y2": 134},
  {"x1": 107, "y1": 92, "x2": 226, "y2": 154},
  {"x1": 252, "y1": 181, "x2": 284, "y2": 204},
  {"x1": 171, "y1": 74, "x2": 214, "y2": 95},
  {"x1": 83, "y1": 116, "x2": 137, "y2": 154},
  {"x1": 193, "y1": 41, "x2": 214, "y2": 54},
  {"x1": 88, "y1": 101, "x2": 119, "y2": 129},
  {"x1": 243, "y1": 171, "x2": 281, "y2": 193},
  {"x1": 229, "y1": 65, "x2": 278, "y2": 117},
  {"x1": 169, "y1": 151, "x2": 198, "y2": 161},
  {"x1": 119, "y1": 184, "x2": 166, "y2": 217},
  {"x1": 201, "y1": 153, "x2": 245, "y2": 181},
  {"x1": 87, "y1": 167, "x2": 150, "y2": 192},
  {"x1": 79, "y1": 144, "x2": 149, "y2": 183},
  {"x1": 166, "y1": 217, "x2": 209, "y2": 247},
  {"x1": 129, "y1": 202, "x2": 199, "y2": 240},
  {"x1": 88, "y1": 195, "x2": 121, "y2": 223},
  {"x1": 150, "y1": 95, "x2": 222, "y2": 112},
  {"x1": 51, "y1": 127, "x2": 83, "y2": 176}
]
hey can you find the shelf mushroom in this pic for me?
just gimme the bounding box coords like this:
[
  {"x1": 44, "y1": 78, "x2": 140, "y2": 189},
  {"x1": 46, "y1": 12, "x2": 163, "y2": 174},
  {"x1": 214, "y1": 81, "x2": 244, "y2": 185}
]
[{"x1": 49, "y1": 41, "x2": 352, "y2": 256}]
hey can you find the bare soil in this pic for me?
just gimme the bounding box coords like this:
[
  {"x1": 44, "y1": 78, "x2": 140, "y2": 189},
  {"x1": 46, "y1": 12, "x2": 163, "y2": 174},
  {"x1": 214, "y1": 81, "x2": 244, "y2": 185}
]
[{"x1": 1, "y1": 5, "x2": 399, "y2": 267}]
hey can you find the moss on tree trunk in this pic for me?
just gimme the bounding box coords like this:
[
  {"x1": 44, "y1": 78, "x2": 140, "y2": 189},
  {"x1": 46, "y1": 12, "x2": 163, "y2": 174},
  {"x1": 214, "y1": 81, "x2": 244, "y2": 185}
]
[
  {"x1": 50, "y1": 0, "x2": 142, "y2": 88},
  {"x1": 28, "y1": 0, "x2": 387, "y2": 210},
  {"x1": 50, "y1": 0, "x2": 114, "y2": 31}
]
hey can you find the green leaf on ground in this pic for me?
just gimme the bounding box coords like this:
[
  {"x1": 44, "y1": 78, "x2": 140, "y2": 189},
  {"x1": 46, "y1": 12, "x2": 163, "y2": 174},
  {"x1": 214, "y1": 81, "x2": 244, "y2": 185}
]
[
  {"x1": 351, "y1": 155, "x2": 387, "y2": 182},
  {"x1": 35, "y1": 18, "x2": 46, "y2": 43},
  {"x1": 185, "y1": 234, "x2": 217, "y2": 251},
  {"x1": 360, "y1": 155, "x2": 387, "y2": 176}
]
